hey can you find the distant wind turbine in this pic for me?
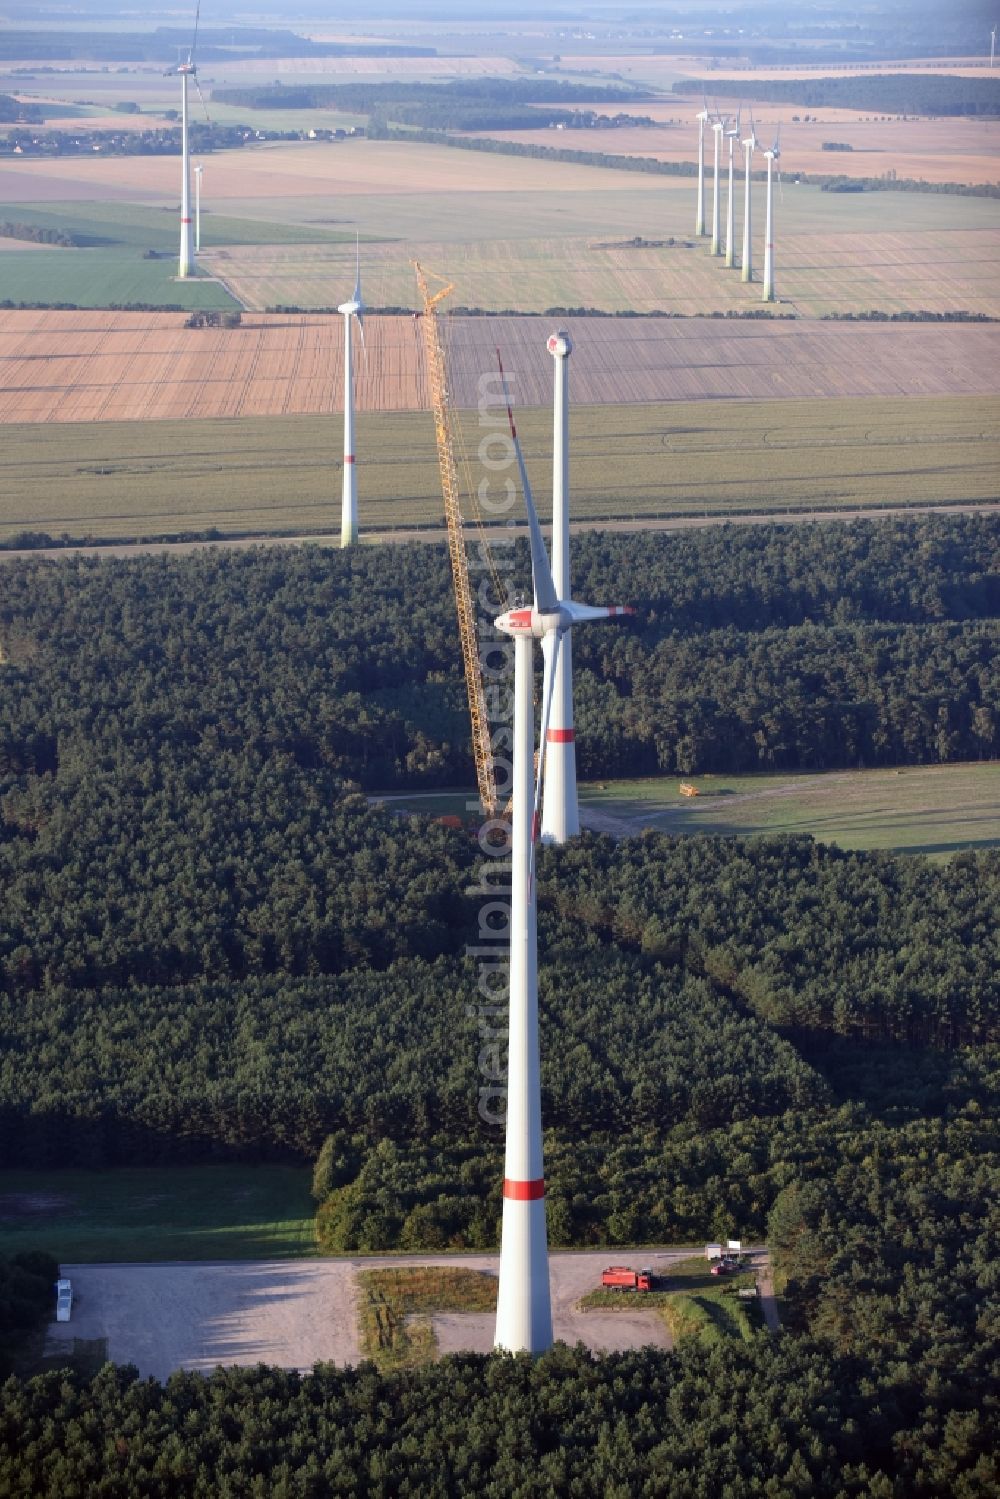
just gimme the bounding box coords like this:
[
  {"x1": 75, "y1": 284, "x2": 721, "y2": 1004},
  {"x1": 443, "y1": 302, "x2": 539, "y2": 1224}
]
[
  {"x1": 338, "y1": 240, "x2": 366, "y2": 547},
  {"x1": 741, "y1": 112, "x2": 759, "y2": 284},
  {"x1": 761, "y1": 126, "x2": 781, "y2": 304},
  {"x1": 710, "y1": 109, "x2": 725, "y2": 256},
  {"x1": 695, "y1": 105, "x2": 710, "y2": 237},
  {"x1": 724, "y1": 109, "x2": 741, "y2": 268},
  {"x1": 176, "y1": 0, "x2": 210, "y2": 280},
  {"x1": 992, "y1": 24, "x2": 997, "y2": 68}
]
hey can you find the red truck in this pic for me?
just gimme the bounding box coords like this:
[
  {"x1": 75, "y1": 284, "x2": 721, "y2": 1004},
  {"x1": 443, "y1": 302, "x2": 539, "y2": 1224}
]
[{"x1": 601, "y1": 1266, "x2": 655, "y2": 1293}]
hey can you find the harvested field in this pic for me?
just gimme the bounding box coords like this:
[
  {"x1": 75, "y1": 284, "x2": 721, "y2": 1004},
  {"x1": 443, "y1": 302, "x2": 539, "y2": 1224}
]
[
  {"x1": 0, "y1": 396, "x2": 994, "y2": 540},
  {"x1": 0, "y1": 310, "x2": 997, "y2": 423},
  {"x1": 567, "y1": 54, "x2": 994, "y2": 86},
  {"x1": 489, "y1": 114, "x2": 1000, "y2": 187},
  {"x1": 0, "y1": 141, "x2": 672, "y2": 206},
  {"x1": 216, "y1": 228, "x2": 1000, "y2": 317}
]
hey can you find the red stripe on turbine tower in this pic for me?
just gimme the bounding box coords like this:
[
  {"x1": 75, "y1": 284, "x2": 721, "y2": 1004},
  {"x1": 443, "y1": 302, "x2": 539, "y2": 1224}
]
[
  {"x1": 504, "y1": 1178, "x2": 545, "y2": 1201},
  {"x1": 344, "y1": 455, "x2": 355, "y2": 464},
  {"x1": 546, "y1": 729, "x2": 574, "y2": 743}
]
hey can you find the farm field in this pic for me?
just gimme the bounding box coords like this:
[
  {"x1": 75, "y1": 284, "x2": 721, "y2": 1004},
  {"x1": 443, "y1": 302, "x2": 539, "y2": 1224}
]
[
  {"x1": 0, "y1": 200, "x2": 367, "y2": 250},
  {"x1": 216, "y1": 223, "x2": 1000, "y2": 317},
  {"x1": 384, "y1": 762, "x2": 1000, "y2": 859},
  {"x1": 0, "y1": 1165, "x2": 315, "y2": 1263},
  {"x1": 0, "y1": 395, "x2": 994, "y2": 541},
  {"x1": 557, "y1": 54, "x2": 995, "y2": 88},
  {"x1": 0, "y1": 249, "x2": 239, "y2": 310},
  {"x1": 0, "y1": 140, "x2": 997, "y2": 315},
  {"x1": 488, "y1": 114, "x2": 1000, "y2": 187},
  {"x1": 2, "y1": 310, "x2": 997, "y2": 423}
]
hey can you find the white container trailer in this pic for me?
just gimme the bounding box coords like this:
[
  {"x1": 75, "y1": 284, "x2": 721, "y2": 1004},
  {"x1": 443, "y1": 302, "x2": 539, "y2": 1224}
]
[
  {"x1": 55, "y1": 1278, "x2": 73, "y2": 1322},
  {"x1": 705, "y1": 1243, "x2": 723, "y2": 1260}
]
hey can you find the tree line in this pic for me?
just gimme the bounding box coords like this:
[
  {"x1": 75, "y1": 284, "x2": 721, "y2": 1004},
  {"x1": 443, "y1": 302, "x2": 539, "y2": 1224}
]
[{"x1": 675, "y1": 73, "x2": 1000, "y2": 117}]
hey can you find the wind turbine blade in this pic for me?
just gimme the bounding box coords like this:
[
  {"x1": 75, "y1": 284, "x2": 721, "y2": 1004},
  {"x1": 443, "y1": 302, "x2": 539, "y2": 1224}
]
[
  {"x1": 353, "y1": 231, "x2": 362, "y2": 305},
  {"x1": 194, "y1": 76, "x2": 211, "y2": 124},
  {"x1": 191, "y1": 0, "x2": 202, "y2": 64},
  {"x1": 497, "y1": 350, "x2": 557, "y2": 614},
  {"x1": 529, "y1": 630, "x2": 563, "y2": 890}
]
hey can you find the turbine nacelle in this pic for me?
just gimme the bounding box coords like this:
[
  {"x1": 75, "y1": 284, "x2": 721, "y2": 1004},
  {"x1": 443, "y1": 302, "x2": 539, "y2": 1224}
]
[
  {"x1": 547, "y1": 331, "x2": 572, "y2": 359},
  {"x1": 495, "y1": 603, "x2": 632, "y2": 639}
]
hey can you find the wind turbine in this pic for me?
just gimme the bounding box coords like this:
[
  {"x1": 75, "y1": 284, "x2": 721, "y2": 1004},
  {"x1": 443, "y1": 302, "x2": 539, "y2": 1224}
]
[
  {"x1": 176, "y1": 1, "x2": 210, "y2": 280},
  {"x1": 194, "y1": 163, "x2": 204, "y2": 252},
  {"x1": 710, "y1": 108, "x2": 725, "y2": 256},
  {"x1": 493, "y1": 353, "x2": 632, "y2": 1355},
  {"x1": 695, "y1": 105, "x2": 710, "y2": 237},
  {"x1": 741, "y1": 112, "x2": 759, "y2": 284},
  {"x1": 762, "y1": 125, "x2": 781, "y2": 304},
  {"x1": 724, "y1": 108, "x2": 741, "y2": 268},
  {"x1": 540, "y1": 330, "x2": 576, "y2": 845},
  {"x1": 338, "y1": 240, "x2": 366, "y2": 548},
  {"x1": 991, "y1": 25, "x2": 997, "y2": 68}
]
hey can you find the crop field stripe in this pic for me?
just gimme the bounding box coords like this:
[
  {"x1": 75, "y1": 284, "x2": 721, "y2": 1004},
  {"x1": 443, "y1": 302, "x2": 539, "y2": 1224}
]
[
  {"x1": 1, "y1": 311, "x2": 997, "y2": 425},
  {"x1": 0, "y1": 396, "x2": 995, "y2": 541}
]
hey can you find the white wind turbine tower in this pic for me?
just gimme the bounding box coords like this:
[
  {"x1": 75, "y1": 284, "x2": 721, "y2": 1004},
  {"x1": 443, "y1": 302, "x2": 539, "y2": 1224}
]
[
  {"x1": 695, "y1": 105, "x2": 710, "y2": 236},
  {"x1": 991, "y1": 25, "x2": 997, "y2": 68},
  {"x1": 724, "y1": 108, "x2": 741, "y2": 268},
  {"x1": 540, "y1": 330, "x2": 576, "y2": 845},
  {"x1": 741, "y1": 112, "x2": 759, "y2": 284},
  {"x1": 710, "y1": 108, "x2": 725, "y2": 256},
  {"x1": 761, "y1": 126, "x2": 781, "y2": 304},
  {"x1": 176, "y1": 1, "x2": 208, "y2": 280},
  {"x1": 338, "y1": 241, "x2": 366, "y2": 548},
  {"x1": 194, "y1": 163, "x2": 204, "y2": 253},
  {"x1": 493, "y1": 358, "x2": 632, "y2": 1355}
]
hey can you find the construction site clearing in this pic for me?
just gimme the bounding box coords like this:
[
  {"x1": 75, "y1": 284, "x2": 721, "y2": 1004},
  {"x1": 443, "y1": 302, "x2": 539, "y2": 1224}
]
[{"x1": 43, "y1": 1249, "x2": 776, "y2": 1382}]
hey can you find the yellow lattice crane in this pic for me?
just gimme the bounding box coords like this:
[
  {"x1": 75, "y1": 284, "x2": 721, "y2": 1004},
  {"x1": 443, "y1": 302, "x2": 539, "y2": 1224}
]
[{"x1": 414, "y1": 262, "x2": 500, "y2": 819}]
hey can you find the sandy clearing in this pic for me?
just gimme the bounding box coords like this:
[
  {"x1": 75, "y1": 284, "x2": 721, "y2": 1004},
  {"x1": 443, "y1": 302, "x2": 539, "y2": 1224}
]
[
  {"x1": 45, "y1": 1260, "x2": 361, "y2": 1380},
  {"x1": 45, "y1": 1249, "x2": 730, "y2": 1378}
]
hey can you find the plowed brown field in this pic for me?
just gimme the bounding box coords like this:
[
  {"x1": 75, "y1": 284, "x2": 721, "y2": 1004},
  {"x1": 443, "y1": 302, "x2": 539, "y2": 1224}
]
[{"x1": 0, "y1": 309, "x2": 997, "y2": 424}]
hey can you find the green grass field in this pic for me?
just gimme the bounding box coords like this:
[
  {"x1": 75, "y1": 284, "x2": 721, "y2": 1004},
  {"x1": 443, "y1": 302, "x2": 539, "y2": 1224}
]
[
  {"x1": 0, "y1": 200, "x2": 370, "y2": 251},
  {"x1": 584, "y1": 762, "x2": 1000, "y2": 857},
  {"x1": 0, "y1": 396, "x2": 994, "y2": 542},
  {"x1": 379, "y1": 762, "x2": 1000, "y2": 860},
  {"x1": 0, "y1": 249, "x2": 239, "y2": 310},
  {"x1": 0, "y1": 1166, "x2": 315, "y2": 1262}
]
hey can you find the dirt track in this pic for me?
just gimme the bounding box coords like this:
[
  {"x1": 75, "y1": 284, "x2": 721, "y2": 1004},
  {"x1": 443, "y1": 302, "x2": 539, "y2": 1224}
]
[
  {"x1": 1, "y1": 501, "x2": 996, "y2": 566},
  {"x1": 43, "y1": 1248, "x2": 769, "y2": 1379}
]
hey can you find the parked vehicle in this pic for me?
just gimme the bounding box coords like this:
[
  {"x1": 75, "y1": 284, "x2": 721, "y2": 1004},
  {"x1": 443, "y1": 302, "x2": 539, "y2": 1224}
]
[
  {"x1": 55, "y1": 1278, "x2": 73, "y2": 1322},
  {"x1": 601, "y1": 1266, "x2": 654, "y2": 1293}
]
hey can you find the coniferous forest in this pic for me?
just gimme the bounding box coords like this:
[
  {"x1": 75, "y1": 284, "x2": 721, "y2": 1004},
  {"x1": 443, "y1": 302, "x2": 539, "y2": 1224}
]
[{"x1": 0, "y1": 515, "x2": 997, "y2": 1494}]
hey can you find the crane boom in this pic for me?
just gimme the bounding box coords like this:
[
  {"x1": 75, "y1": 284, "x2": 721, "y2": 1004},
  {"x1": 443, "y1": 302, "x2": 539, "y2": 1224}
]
[{"x1": 414, "y1": 262, "x2": 499, "y2": 818}]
